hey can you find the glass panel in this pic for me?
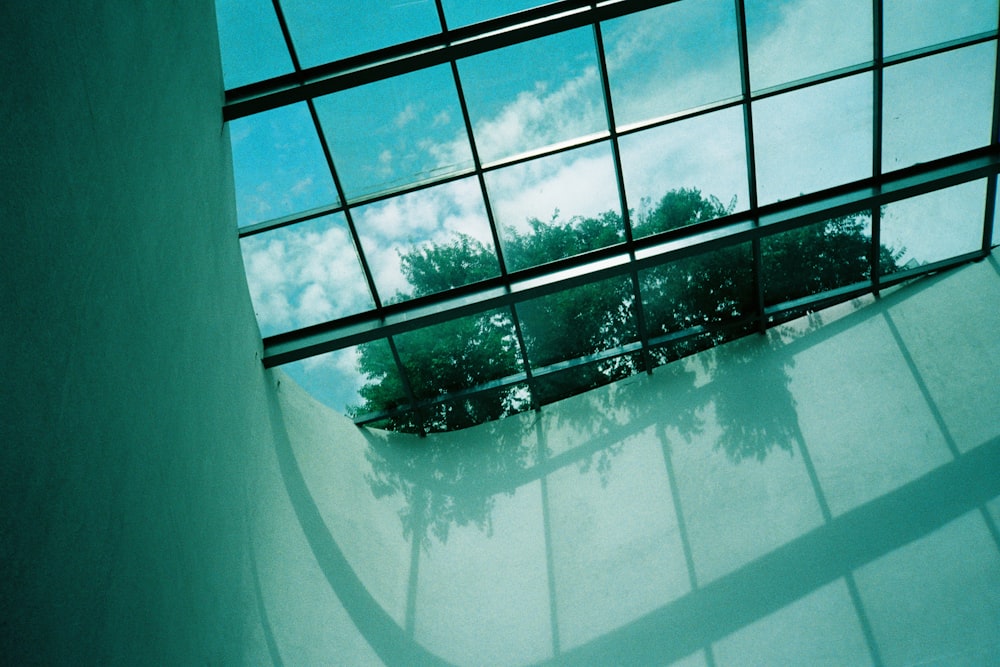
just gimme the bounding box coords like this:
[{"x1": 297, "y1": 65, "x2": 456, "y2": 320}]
[
  {"x1": 395, "y1": 310, "x2": 523, "y2": 401},
  {"x1": 458, "y1": 28, "x2": 606, "y2": 164},
  {"x1": 745, "y1": 0, "x2": 872, "y2": 91},
  {"x1": 603, "y1": 0, "x2": 742, "y2": 126},
  {"x1": 484, "y1": 142, "x2": 623, "y2": 272},
  {"x1": 315, "y1": 65, "x2": 474, "y2": 202},
  {"x1": 281, "y1": 343, "x2": 372, "y2": 416},
  {"x1": 761, "y1": 213, "x2": 873, "y2": 308},
  {"x1": 215, "y1": 0, "x2": 293, "y2": 89},
  {"x1": 352, "y1": 177, "x2": 500, "y2": 304},
  {"x1": 640, "y1": 243, "x2": 754, "y2": 339},
  {"x1": 240, "y1": 214, "x2": 374, "y2": 336},
  {"x1": 229, "y1": 103, "x2": 339, "y2": 227},
  {"x1": 884, "y1": 0, "x2": 999, "y2": 57},
  {"x1": 353, "y1": 338, "x2": 422, "y2": 432},
  {"x1": 517, "y1": 276, "x2": 638, "y2": 369},
  {"x1": 278, "y1": 0, "x2": 442, "y2": 68},
  {"x1": 532, "y1": 353, "x2": 642, "y2": 406},
  {"x1": 880, "y1": 179, "x2": 987, "y2": 273},
  {"x1": 620, "y1": 107, "x2": 749, "y2": 240},
  {"x1": 753, "y1": 73, "x2": 872, "y2": 205},
  {"x1": 440, "y1": 0, "x2": 544, "y2": 28},
  {"x1": 882, "y1": 42, "x2": 996, "y2": 173}
]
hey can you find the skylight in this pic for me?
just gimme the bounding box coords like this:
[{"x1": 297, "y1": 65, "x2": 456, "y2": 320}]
[{"x1": 218, "y1": 0, "x2": 1000, "y2": 434}]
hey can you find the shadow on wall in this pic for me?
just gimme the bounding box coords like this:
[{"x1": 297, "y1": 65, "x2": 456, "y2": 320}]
[{"x1": 269, "y1": 263, "x2": 1000, "y2": 666}]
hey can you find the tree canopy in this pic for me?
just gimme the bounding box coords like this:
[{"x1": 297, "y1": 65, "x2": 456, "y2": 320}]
[{"x1": 351, "y1": 188, "x2": 900, "y2": 433}]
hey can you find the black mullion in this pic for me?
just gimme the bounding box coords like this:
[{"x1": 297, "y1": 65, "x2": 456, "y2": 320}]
[
  {"x1": 271, "y1": 0, "x2": 382, "y2": 309},
  {"x1": 734, "y1": 0, "x2": 764, "y2": 334},
  {"x1": 986, "y1": 10, "x2": 1000, "y2": 252},
  {"x1": 871, "y1": 0, "x2": 884, "y2": 293},
  {"x1": 510, "y1": 303, "x2": 539, "y2": 411},
  {"x1": 387, "y1": 336, "x2": 427, "y2": 437},
  {"x1": 592, "y1": 18, "x2": 654, "y2": 374}
]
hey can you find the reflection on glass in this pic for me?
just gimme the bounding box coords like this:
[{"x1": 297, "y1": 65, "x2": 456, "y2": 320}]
[
  {"x1": 240, "y1": 214, "x2": 374, "y2": 336},
  {"x1": 745, "y1": 0, "x2": 872, "y2": 91},
  {"x1": 881, "y1": 179, "x2": 987, "y2": 273},
  {"x1": 440, "y1": 0, "x2": 543, "y2": 28},
  {"x1": 620, "y1": 107, "x2": 748, "y2": 239},
  {"x1": 458, "y1": 28, "x2": 606, "y2": 163},
  {"x1": 883, "y1": 0, "x2": 999, "y2": 56},
  {"x1": 640, "y1": 242, "x2": 754, "y2": 339},
  {"x1": 353, "y1": 177, "x2": 500, "y2": 304},
  {"x1": 485, "y1": 142, "x2": 623, "y2": 271},
  {"x1": 351, "y1": 338, "x2": 417, "y2": 427},
  {"x1": 278, "y1": 0, "x2": 441, "y2": 68},
  {"x1": 315, "y1": 65, "x2": 473, "y2": 201},
  {"x1": 994, "y1": 179, "x2": 1000, "y2": 247},
  {"x1": 762, "y1": 212, "x2": 875, "y2": 307},
  {"x1": 428, "y1": 382, "x2": 533, "y2": 434},
  {"x1": 882, "y1": 42, "x2": 996, "y2": 173},
  {"x1": 393, "y1": 310, "x2": 522, "y2": 402},
  {"x1": 229, "y1": 103, "x2": 339, "y2": 226},
  {"x1": 532, "y1": 353, "x2": 642, "y2": 405},
  {"x1": 753, "y1": 73, "x2": 872, "y2": 204},
  {"x1": 215, "y1": 0, "x2": 293, "y2": 89},
  {"x1": 281, "y1": 344, "x2": 370, "y2": 416},
  {"x1": 518, "y1": 276, "x2": 638, "y2": 369},
  {"x1": 603, "y1": 0, "x2": 741, "y2": 126}
]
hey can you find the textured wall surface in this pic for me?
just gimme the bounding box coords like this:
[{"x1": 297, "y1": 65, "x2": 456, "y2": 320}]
[{"x1": 0, "y1": 2, "x2": 283, "y2": 663}]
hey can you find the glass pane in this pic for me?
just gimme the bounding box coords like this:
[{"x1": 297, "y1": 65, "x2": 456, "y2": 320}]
[
  {"x1": 282, "y1": 343, "x2": 371, "y2": 416},
  {"x1": 278, "y1": 0, "x2": 442, "y2": 68},
  {"x1": 315, "y1": 65, "x2": 474, "y2": 201},
  {"x1": 881, "y1": 179, "x2": 988, "y2": 273},
  {"x1": 745, "y1": 0, "x2": 872, "y2": 91},
  {"x1": 441, "y1": 0, "x2": 544, "y2": 28},
  {"x1": 761, "y1": 212, "x2": 873, "y2": 308},
  {"x1": 352, "y1": 177, "x2": 500, "y2": 304},
  {"x1": 427, "y1": 382, "x2": 533, "y2": 433},
  {"x1": 882, "y1": 42, "x2": 996, "y2": 173},
  {"x1": 240, "y1": 214, "x2": 374, "y2": 336},
  {"x1": 229, "y1": 103, "x2": 339, "y2": 227},
  {"x1": 620, "y1": 106, "x2": 749, "y2": 240},
  {"x1": 640, "y1": 243, "x2": 754, "y2": 339},
  {"x1": 532, "y1": 353, "x2": 642, "y2": 406},
  {"x1": 517, "y1": 276, "x2": 638, "y2": 368},
  {"x1": 484, "y1": 142, "x2": 623, "y2": 272},
  {"x1": 884, "y1": 0, "x2": 999, "y2": 57},
  {"x1": 603, "y1": 0, "x2": 742, "y2": 126},
  {"x1": 458, "y1": 28, "x2": 606, "y2": 164},
  {"x1": 215, "y1": 0, "x2": 293, "y2": 89},
  {"x1": 395, "y1": 310, "x2": 522, "y2": 401},
  {"x1": 353, "y1": 338, "x2": 421, "y2": 431},
  {"x1": 753, "y1": 73, "x2": 872, "y2": 205}
]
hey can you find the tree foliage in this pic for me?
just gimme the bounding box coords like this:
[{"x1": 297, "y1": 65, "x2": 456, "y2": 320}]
[{"x1": 352, "y1": 188, "x2": 899, "y2": 433}]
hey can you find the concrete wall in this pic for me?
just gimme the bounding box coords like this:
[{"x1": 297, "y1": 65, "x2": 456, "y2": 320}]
[{"x1": 0, "y1": 2, "x2": 282, "y2": 663}]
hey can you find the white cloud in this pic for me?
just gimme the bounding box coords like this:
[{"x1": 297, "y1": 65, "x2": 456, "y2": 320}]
[{"x1": 395, "y1": 102, "x2": 419, "y2": 128}]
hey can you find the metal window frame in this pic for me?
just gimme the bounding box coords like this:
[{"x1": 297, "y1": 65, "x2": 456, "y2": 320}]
[{"x1": 228, "y1": 0, "x2": 1000, "y2": 432}]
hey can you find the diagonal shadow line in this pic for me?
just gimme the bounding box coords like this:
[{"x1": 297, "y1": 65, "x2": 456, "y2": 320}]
[
  {"x1": 249, "y1": 534, "x2": 284, "y2": 667},
  {"x1": 267, "y1": 386, "x2": 454, "y2": 667},
  {"x1": 545, "y1": 434, "x2": 1000, "y2": 667}
]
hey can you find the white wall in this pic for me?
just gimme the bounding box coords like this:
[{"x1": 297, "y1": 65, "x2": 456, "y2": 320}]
[{"x1": 0, "y1": 2, "x2": 283, "y2": 663}]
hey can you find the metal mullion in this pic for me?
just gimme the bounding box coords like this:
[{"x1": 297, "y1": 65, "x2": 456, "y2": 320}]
[
  {"x1": 270, "y1": 0, "x2": 382, "y2": 311},
  {"x1": 871, "y1": 0, "x2": 884, "y2": 293},
  {"x1": 986, "y1": 12, "x2": 1000, "y2": 252},
  {"x1": 592, "y1": 17, "x2": 654, "y2": 374},
  {"x1": 734, "y1": 0, "x2": 764, "y2": 333},
  {"x1": 225, "y1": 0, "x2": 684, "y2": 120},
  {"x1": 237, "y1": 202, "x2": 347, "y2": 239},
  {"x1": 387, "y1": 336, "x2": 427, "y2": 437},
  {"x1": 510, "y1": 303, "x2": 540, "y2": 411}
]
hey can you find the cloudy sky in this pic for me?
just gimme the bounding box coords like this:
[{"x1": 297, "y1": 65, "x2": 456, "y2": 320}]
[{"x1": 217, "y1": 0, "x2": 998, "y2": 413}]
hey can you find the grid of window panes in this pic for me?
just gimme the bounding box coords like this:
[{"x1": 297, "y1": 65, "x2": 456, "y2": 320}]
[{"x1": 220, "y1": 0, "x2": 1000, "y2": 434}]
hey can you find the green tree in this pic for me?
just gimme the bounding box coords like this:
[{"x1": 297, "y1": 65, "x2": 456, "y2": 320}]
[{"x1": 352, "y1": 189, "x2": 898, "y2": 433}]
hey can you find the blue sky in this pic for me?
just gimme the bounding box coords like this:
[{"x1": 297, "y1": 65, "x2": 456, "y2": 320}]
[{"x1": 216, "y1": 0, "x2": 999, "y2": 414}]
